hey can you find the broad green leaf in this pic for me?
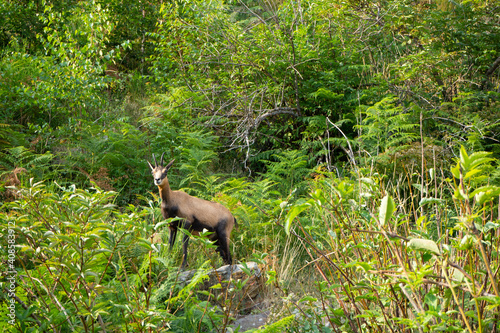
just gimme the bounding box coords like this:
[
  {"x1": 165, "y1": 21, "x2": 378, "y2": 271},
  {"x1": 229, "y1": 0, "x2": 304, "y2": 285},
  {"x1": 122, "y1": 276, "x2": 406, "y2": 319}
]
[
  {"x1": 419, "y1": 197, "x2": 443, "y2": 207},
  {"x1": 452, "y1": 269, "x2": 464, "y2": 282},
  {"x1": 464, "y1": 168, "x2": 482, "y2": 179},
  {"x1": 429, "y1": 168, "x2": 435, "y2": 181},
  {"x1": 328, "y1": 230, "x2": 337, "y2": 240},
  {"x1": 299, "y1": 296, "x2": 317, "y2": 303},
  {"x1": 470, "y1": 185, "x2": 500, "y2": 204},
  {"x1": 476, "y1": 296, "x2": 500, "y2": 306},
  {"x1": 416, "y1": 216, "x2": 426, "y2": 228},
  {"x1": 459, "y1": 145, "x2": 469, "y2": 168},
  {"x1": 310, "y1": 189, "x2": 325, "y2": 206},
  {"x1": 424, "y1": 293, "x2": 439, "y2": 309},
  {"x1": 136, "y1": 237, "x2": 153, "y2": 250},
  {"x1": 154, "y1": 220, "x2": 171, "y2": 230},
  {"x1": 407, "y1": 238, "x2": 441, "y2": 255},
  {"x1": 378, "y1": 194, "x2": 395, "y2": 227},
  {"x1": 458, "y1": 234, "x2": 475, "y2": 250},
  {"x1": 356, "y1": 262, "x2": 372, "y2": 272},
  {"x1": 450, "y1": 162, "x2": 461, "y2": 179},
  {"x1": 284, "y1": 202, "x2": 311, "y2": 235},
  {"x1": 360, "y1": 177, "x2": 375, "y2": 186},
  {"x1": 468, "y1": 151, "x2": 493, "y2": 169},
  {"x1": 453, "y1": 187, "x2": 468, "y2": 201},
  {"x1": 155, "y1": 217, "x2": 183, "y2": 230},
  {"x1": 483, "y1": 222, "x2": 500, "y2": 233}
]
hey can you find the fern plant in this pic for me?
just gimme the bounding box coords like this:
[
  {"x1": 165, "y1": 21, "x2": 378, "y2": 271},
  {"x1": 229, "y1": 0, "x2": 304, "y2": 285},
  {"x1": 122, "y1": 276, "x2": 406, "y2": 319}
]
[
  {"x1": 262, "y1": 150, "x2": 312, "y2": 197},
  {"x1": 177, "y1": 130, "x2": 219, "y2": 194},
  {"x1": 356, "y1": 96, "x2": 419, "y2": 160},
  {"x1": 0, "y1": 146, "x2": 53, "y2": 188}
]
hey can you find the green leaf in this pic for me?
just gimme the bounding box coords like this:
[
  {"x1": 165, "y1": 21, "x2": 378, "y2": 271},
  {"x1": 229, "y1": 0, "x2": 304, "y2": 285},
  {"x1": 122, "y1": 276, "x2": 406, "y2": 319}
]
[
  {"x1": 356, "y1": 262, "x2": 372, "y2": 272},
  {"x1": 459, "y1": 145, "x2": 469, "y2": 168},
  {"x1": 155, "y1": 217, "x2": 183, "y2": 230},
  {"x1": 378, "y1": 195, "x2": 396, "y2": 227},
  {"x1": 483, "y1": 222, "x2": 500, "y2": 233},
  {"x1": 284, "y1": 202, "x2": 311, "y2": 235},
  {"x1": 450, "y1": 162, "x2": 461, "y2": 179},
  {"x1": 299, "y1": 296, "x2": 317, "y2": 303},
  {"x1": 470, "y1": 185, "x2": 500, "y2": 204},
  {"x1": 468, "y1": 151, "x2": 494, "y2": 169},
  {"x1": 154, "y1": 220, "x2": 171, "y2": 230},
  {"x1": 210, "y1": 283, "x2": 222, "y2": 290},
  {"x1": 419, "y1": 197, "x2": 444, "y2": 207},
  {"x1": 429, "y1": 168, "x2": 435, "y2": 181},
  {"x1": 407, "y1": 238, "x2": 441, "y2": 255},
  {"x1": 464, "y1": 168, "x2": 482, "y2": 179},
  {"x1": 458, "y1": 234, "x2": 475, "y2": 250},
  {"x1": 476, "y1": 296, "x2": 500, "y2": 306},
  {"x1": 424, "y1": 293, "x2": 439, "y2": 309},
  {"x1": 136, "y1": 237, "x2": 153, "y2": 250}
]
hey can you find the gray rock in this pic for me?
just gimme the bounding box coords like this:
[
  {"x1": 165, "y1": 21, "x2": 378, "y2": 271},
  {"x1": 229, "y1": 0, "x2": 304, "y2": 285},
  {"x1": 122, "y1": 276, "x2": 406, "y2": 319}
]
[
  {"x1": 178, "y1": 262, "x2": 264, "y2": 312},
  {"x1": 232, "y1": 311, "x2": 269, "y2": 332}
]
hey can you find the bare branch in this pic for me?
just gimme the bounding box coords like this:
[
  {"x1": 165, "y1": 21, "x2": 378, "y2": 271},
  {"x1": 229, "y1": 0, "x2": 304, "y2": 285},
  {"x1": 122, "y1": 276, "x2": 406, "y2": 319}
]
[{"x1": 481, "y1": 56, "x2": 500, "y2": 90}]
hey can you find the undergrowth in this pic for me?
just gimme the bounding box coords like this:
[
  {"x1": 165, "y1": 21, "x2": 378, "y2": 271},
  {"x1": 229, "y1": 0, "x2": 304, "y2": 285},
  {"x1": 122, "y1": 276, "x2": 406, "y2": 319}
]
[
  {"x1": 276, "y1": 145, "x2": 500, "y2": 332},
  {"x1": 1, "y1": 145, "x2": 499, "y2": 332}
]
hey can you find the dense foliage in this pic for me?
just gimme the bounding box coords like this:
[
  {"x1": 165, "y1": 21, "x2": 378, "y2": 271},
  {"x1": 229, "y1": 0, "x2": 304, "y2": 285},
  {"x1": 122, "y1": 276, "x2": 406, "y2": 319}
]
[{"x1": 1, "y1": 0, "x2": 499, "y2": 332}]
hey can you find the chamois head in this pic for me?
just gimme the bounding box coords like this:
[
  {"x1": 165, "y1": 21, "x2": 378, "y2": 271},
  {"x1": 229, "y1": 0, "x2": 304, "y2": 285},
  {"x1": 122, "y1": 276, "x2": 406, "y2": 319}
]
[{"x1": 147, "y1": 153, "x2": 175, "y2": 187}]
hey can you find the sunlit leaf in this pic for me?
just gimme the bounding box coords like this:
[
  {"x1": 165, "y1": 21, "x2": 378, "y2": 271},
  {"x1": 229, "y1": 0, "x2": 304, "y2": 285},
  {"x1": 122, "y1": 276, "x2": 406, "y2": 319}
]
[
  {"x1": 407, "y1": 238, "x2": 441, "y2": 255},
  {"x1": 378, "y1": 194, "x2": 395, "y2": 227},
  {"x1": 284, "y1": 202, "x2": 311, "y2": 235}
]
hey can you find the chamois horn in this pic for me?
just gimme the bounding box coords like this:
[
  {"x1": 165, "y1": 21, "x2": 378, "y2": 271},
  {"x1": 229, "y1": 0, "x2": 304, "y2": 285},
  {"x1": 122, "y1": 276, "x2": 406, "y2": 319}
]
[{"x1": 160, "y1": 152, "x2": 165, "y2": 166}]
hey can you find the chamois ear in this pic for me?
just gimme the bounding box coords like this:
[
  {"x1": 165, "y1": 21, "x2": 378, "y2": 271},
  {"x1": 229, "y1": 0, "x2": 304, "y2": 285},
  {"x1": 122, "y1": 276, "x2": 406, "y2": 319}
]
[{"x1": 165, "y1": 159, "x2": 175, "y2": 172}]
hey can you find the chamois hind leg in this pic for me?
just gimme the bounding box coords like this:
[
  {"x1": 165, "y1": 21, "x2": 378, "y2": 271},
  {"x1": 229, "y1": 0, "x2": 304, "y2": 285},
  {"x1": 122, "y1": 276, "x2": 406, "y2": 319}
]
[{"x1": 215, "y1": 227, "x2": 232, "y2": 265}]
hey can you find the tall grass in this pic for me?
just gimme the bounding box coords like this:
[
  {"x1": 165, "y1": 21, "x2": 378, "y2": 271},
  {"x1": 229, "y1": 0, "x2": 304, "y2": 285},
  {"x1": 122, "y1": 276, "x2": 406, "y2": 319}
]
[{"x1": 279, "y1": 146, "x2": 500, "y2": 332}]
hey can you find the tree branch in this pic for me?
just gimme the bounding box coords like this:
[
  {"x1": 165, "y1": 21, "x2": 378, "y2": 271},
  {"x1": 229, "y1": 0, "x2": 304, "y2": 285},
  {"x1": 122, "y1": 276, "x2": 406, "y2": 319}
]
[
  {"x1": 481, "y1": 56, "x2": 500, "y2": 90},
  {"x1": 253, "y1": 107, "x2": 299, "y2": 129}
]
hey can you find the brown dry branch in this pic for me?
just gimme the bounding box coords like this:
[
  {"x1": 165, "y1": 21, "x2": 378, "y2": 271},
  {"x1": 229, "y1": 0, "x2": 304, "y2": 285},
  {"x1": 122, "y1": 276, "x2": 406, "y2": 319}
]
[{"x1": 1, "y1": 167, "x2": 27, "y2": 201}]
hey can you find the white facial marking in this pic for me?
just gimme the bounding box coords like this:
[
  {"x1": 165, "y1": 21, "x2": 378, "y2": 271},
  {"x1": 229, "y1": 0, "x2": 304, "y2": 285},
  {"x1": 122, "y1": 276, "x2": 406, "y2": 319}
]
[{"x1": 152, "y1": 167, "x2": 167, "y2": 186}]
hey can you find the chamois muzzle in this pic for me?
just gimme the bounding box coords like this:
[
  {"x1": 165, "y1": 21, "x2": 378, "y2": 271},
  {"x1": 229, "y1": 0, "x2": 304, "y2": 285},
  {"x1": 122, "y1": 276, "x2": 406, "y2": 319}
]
[
  {"x1": 147, "y1": 153, "x2": 173, "y2": 187},
  {"x1": 154, "y1": 177, "x2": 163, "y2": 186}
]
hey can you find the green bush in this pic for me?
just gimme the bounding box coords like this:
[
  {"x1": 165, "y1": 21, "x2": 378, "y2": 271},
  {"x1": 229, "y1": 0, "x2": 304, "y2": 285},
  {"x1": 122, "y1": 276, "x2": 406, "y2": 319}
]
[
  {"x1": 0, "y1": 180, "x2": 234, "y2": 332},
  {"x1": 278, "y1": 146, "x2": 500, "y2": 332}
]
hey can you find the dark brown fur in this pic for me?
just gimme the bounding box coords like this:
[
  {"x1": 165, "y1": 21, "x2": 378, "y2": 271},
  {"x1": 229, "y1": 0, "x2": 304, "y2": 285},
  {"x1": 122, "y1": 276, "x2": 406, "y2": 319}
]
[{"x1": 147, "y1": 153, "x2": 236, "y2": 268}]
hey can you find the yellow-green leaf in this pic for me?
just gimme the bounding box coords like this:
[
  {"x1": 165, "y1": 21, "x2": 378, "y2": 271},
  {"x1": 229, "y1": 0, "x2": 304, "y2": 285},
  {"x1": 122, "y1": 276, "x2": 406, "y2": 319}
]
[{"x1": 378, "y1": 195, "x2": 395, "y2": 227}]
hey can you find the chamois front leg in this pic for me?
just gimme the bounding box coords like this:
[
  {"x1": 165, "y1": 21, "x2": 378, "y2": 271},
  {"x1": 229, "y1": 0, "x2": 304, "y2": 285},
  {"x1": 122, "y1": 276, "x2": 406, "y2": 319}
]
[
  {"x1": 181, "y1": 233, "x2": 190, "y2": 268},
  {"x1": 180, "y1": 220, "x2": 192, "y2": 268},
  {"x1": 168, "y1": 226, "x2": 177, "y2": 250}
]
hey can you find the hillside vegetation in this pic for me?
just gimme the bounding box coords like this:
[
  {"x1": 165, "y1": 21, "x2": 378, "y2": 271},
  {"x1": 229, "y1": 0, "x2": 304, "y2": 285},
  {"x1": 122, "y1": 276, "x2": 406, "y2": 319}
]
[{"x1": 1, "y1": 0, "x2": 500, "y2": 332}]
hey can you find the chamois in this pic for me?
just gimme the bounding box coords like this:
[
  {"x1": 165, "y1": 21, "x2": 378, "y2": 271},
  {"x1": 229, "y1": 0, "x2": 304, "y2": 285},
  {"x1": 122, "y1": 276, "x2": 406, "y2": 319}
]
[{"x1": 147, "y1": 153, "x2": 236, "y2": 268}]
